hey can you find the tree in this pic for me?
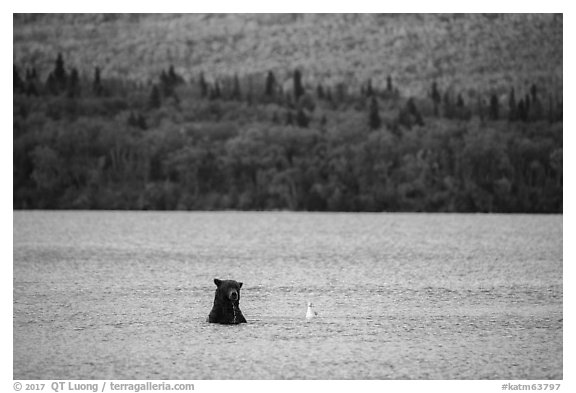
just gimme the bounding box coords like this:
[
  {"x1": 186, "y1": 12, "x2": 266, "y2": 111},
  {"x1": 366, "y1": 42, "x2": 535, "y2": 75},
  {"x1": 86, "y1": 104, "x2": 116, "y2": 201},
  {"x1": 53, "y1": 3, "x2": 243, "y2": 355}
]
[
  {"x1": 25, "y1": 67, "x2": 37, "y2": 82},
  {"x1": 46, "y1": 73, "x2": 58, "y2": 95},
  {"x1": 127, "y1": 112, "x2": 138, "y2": 127},
  {"x1": 199, "y1": 73, "x2": 208, "y2": 98},
  {"x1": 431, "y1": 81, "x2": 441, "y2": 116},
  {"x1": 67, "y1": 68, "x2": 81, "y2": 98},
  {"x1": 443, "y1": 91, "x2": 453, "y2": 119},
  {"x1": 296, "y1": 108, "x2": 309, "y2": 128},
  {"x1": 30, "y1": 145, "x2": 66, "y2": 193},
  {"x1": 23, "y1": 66, "x2": 39, "y2": 96},
  {"x1": 293, "y1": 69, "x2": 304, "y2": 100},
  {"x1": 399, "y1": 98, "x2": 424, "y2": 128},
  {"x1": 25, "y1": 80, "x2": 38, "y2": 97},
  {"x1": 325, "y1": 87, "x2": 334, "y2": 106},
  {"x1": 369, "y1": 96, "x2": 381, "y2": 130},
  {"x1": 265, "y1": 71, "x2": 276, "y2": 97},
  {"x1": 365, "y1": 79, "x2": 374, "y2": 97},
  {"x1": 316, "y1": 84, "x2": 325, "y2": 100},
  {"x1": 518, "y1": 98, "x2": 527, "y2": 122},
  {"x1": 524, "y1": 93, "x2": 531, "y2": 116},
  {"x1": 45, "y1": 53, "x2": 68, "y2": 94},
  {"x1": 528, "y1": 84, "x2": 543, "y2": 121},
  {"x1": 137, "y1": 114, "x2": 147, "y2": 130},
  {"x1": 508, "y1": 87, "x2": 517, "y2": 121},
  {"x1": 231, "y1": 74, "x2": 241, "y2": 100},
  {"x1": 149, "y1": 85, "x2": 161, "y2": 109},
  {"x1": 530, "y1": 84, "x2": 538, "y2": 102},
  {"x1": 386, "y1": 75, "x2": 393, "y2": 92},
  {"x1": 128, "y1": 112, "x2": 147, "y2": 130},
  {"x1": 452, "y1": 94, "x2": 471, "y2": 121},
  {"x1": 14, "y1": 65, "x2": 24, "y2": 93},
  {"x1": 93, "y1": 67, "x2": 103, "y2": 96},
  {"x1": 456, "y1": 94, "x2": 464, "y2": 108},
  {"x1": 160, "y1": 65, "x2": 184, "y2": 99},
  {"x1": 168, "y1": 65, "x2": 183, "y2": 86},
  {"x1": 54, "y1": 53, "x2": 67, "y2": 87},
  {"x1": 489, "y1": 94, "x2": 499, "y2": 120},
  {"x1": 272, "y1": 112, "x2": 280, "y2": 124},
  {"x1": 210, "y1": 81, "x2": 222, "y2": 100},
  {"x1": 335, "y1": 83, "x2": 346, "y2": 104}
]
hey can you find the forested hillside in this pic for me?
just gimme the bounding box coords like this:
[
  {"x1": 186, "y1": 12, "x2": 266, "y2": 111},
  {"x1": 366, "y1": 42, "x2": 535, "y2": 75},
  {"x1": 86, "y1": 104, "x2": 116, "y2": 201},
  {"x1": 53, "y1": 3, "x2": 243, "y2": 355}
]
[
  {"x1": 13, "y1": 14, "x2": 562, "y2": 96},
  {"x1": 13, "y1": 14, "x2": 563, "y2": 212}
]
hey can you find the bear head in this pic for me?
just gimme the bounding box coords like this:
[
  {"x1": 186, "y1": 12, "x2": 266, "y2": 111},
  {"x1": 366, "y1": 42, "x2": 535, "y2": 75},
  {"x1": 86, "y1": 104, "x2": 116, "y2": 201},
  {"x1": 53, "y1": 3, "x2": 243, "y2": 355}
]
[
  {"x1": 208, "y1": 278, "x2": 247, "y2": 324},
  {"x1": 213, "y1": 278, "x2": 243, "y2": 302}
]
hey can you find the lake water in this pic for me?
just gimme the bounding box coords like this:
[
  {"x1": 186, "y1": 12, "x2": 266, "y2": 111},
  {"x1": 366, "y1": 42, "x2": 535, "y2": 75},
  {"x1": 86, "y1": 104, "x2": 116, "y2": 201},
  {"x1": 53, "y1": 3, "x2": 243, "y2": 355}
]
[{"x1": 13, "y1": 211, "x2": 562, "y2": 379}]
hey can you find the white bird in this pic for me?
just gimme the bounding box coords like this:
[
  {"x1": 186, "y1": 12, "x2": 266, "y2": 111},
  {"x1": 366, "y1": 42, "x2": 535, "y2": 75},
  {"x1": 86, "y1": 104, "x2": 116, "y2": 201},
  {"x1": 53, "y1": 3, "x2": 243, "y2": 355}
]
[{"x1": 306, "y1": 302, "x2": 318, "y2": 320}]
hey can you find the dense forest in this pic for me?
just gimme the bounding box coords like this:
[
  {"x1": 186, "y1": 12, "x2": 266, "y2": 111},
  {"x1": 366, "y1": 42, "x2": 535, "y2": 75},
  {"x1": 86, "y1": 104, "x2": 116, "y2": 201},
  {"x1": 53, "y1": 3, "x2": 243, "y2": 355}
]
[{"x1": 13, "y1": 49, "x2": 562, "y2": 212}]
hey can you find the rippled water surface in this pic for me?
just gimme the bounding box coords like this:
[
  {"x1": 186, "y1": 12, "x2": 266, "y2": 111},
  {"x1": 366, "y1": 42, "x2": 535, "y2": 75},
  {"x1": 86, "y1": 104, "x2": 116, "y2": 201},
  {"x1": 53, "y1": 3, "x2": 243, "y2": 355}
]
[{"x1": 13, "y1": 211, "x2": 562, "y2": 379}]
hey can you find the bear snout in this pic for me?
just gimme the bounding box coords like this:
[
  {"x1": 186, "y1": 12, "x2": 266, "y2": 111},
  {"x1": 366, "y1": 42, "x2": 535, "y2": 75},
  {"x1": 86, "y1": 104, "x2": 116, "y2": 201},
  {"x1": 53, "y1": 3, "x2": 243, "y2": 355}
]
[{"x1": 229, "y1": 290, "x2": 239, "y2": 300}]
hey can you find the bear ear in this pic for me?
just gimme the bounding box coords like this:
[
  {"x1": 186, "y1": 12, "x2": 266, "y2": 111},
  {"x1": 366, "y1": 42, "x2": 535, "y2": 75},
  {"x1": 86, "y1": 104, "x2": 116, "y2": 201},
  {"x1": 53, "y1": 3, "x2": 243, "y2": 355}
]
[
  {"x1": 238, "y1": 282, "x2": 243, "y2": 289},
  {"x1": 214, "y1": 278, "x2": 222, "y2": 287}
]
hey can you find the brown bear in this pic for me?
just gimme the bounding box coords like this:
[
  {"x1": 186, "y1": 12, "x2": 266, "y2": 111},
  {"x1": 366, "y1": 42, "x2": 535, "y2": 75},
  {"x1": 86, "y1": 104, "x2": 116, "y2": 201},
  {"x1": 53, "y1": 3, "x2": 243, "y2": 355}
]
[{"x1": 208, "y1": 278, "x2": 247, "y2": 324}]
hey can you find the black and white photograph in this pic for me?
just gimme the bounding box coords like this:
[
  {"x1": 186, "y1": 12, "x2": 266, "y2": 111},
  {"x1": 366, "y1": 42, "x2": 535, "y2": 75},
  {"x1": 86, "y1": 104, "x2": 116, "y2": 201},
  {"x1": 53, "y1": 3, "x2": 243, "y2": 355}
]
[{"x1": 12, "y1": 9, "x2": 564, "y2": 388}]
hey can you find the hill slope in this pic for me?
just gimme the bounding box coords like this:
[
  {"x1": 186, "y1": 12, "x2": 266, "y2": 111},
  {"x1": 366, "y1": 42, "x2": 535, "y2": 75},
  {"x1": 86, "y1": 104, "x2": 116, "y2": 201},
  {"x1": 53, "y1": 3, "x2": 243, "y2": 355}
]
[{"x1": 13, "y1": 13, "x2": 563, "y2": 96}]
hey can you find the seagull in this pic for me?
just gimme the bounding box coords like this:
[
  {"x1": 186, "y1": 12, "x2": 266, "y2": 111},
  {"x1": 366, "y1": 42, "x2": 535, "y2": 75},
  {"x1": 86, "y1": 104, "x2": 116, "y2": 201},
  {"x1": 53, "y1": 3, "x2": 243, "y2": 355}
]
[{"x1": 306, "y1": 302, "x2": 318, "y2": 320}]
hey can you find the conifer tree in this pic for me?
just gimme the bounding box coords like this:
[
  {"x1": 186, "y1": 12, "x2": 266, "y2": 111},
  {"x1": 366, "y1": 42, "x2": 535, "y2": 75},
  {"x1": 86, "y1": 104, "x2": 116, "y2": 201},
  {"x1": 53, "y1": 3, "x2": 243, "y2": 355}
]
[
  {"x1": 530, "y1": 84, "x2": 538, "y2": 102},
  {"x1": 518, "y1": 99, "x2": 527, "y2": 122},
  {"x1": 137, "y1": 114, "x2": 147, "y2": 130},
  {"x1": 443, "y1": 91, "x2": 453, "y2": 119},
  {"x1": 366, "y1": 79, "x2": 374, "y2": 97},
  {"x1": 508, "y1": 87, "x2": 517, "y2": 121},
  {"x1": 316, "y1": 84, "x2": 325, "y2": 100},
  {"x1": 232, "y1": 74, "x2": 241, "y2": 100},
  {"x1": 265, "y1": 71, "x2": 276, "y2": 97},
  {"x1": 54, "y1": 52, "x2": 67, "y2": 89},
  {"x1": 286, "y1": 111, "x2": 294, "y2": 126},
  {"x1": 524, "y1": 94, "x2": 531, "y2": 120},
  {"x1": 456, "y1": 94, "x2": 464, "y2": 108},
  {"x1": 67, "y1": 68, "x2": 80, "y2": 98},
  {"x1": 477, "y1": 97, "x2": 486, "y2": 122},
  {"x1": 296, "y1": 108, "x2": 309, "y2": 128},
  {"x1": 127, "y1": 112, "x2": 138, "y2": 127},
  {"x1": 489, "y1": 94, "x2": 499, "y2": 120},
  {"x1": 160, "y1": 69, "x2": 175, "y2": 97},
  {"x1": 272, "y1": 111, "x2": 280, "y2": 124},
  {"x1": 199, "y1": 73, "x2": 208, "y2": 98},
  {"x1": 46, "y1": 73, "x2": 58, "y2": 95},
  {"x1": 25, "y1": 80, "x2": 38, "y2": 97},
  {"x1": 431, "y1": 81, "x2": 441, "y2": 102},
  {"x1": 293, "y1": 69, "x2": 304, "y2": 100},
  {"x1": 529, "y1": 84, "x2": 542, "y2": 120},
  {"x1": 386, "y1": 75, "x2": 393, "y2": 92},
  {"x1": 26, "y1": 67, "x2": 37, "y2": 82},
  {"x1": 160, "y1": 69, "x2": 169, "y2": 85},
  {"x1": 168, "y1": 65, "x2": 183, "y2": 86},
  {"x1": 212, "y1": 82, "x2": 221, "y2": 100},
  {"x1": 406, "y1": 98, "x2": 424, "y2": 126},
  {"x1": 335, "y1": 83, "x2": 346, "y2": 104},
  {"x1": 14, "y1": 66, "x2": 24, "y2": 93},
  {"x1": 93, "y1": 67, "x2": 103, "y2": 96},
  {"x1": 547, "y1": 96, "x2": 554, "y2": 123},
  {"x1": 149, "y1": 85, "x2": 161, "y2": 109},
  {"x1": 325, "y1": 87, "x2": 334, "y2": 107},
  {"x1": 369, "y1": 96, "x2": 381, "y2": 130},
  {"x1": 431, "y1": 81, "x2": 441, "y2": 116}
]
